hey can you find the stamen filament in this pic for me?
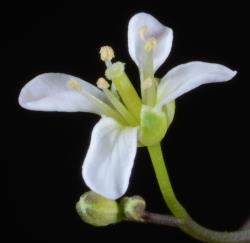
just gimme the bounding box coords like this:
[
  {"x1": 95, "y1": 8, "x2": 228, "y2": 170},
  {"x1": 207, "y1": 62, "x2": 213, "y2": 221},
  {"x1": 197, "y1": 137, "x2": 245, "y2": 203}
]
[
  {"x1": 111, "y1": 83, "x2": 119, "y2": 99},
  {"x1": 105, "y1": 60, "x2": 112, "y2": 68},
  {"x1": 141, "y1": 51, "x2": 156, "y2": 106},
  {"x1": 67, "y1": 80, "x2": 126, "y2": 124},
  {"x1": 103, "y1": 89, "x2": 139, "y2": 126},
  {"x1": 80, "y1": 89, "x2": 127, "y2": 125}
]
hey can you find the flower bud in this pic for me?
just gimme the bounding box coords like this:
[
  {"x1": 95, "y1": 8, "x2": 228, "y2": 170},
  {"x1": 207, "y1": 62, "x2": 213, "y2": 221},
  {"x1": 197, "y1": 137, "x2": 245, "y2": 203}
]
[
  {"x1": 120, "y1": 196, "x2": 146, "y2": 221},
  {"x1": 138, "y1": 105, "x2": 168, "y2": 146},
  {"x1": 76, "y1": 191, "x2": 122, "y2": 226}
]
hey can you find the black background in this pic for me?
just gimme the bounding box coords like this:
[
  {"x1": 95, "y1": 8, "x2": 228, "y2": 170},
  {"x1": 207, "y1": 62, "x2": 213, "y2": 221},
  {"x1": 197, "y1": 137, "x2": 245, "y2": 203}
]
[{"x1": 7, "y1": 1, "x2": 249, "y2": 242}]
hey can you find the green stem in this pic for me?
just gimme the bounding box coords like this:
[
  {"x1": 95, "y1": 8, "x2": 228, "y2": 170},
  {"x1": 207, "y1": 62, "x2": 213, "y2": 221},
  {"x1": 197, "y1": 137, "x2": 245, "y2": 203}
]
[
  {"x1": 147, "y1": 143, "x2": 250, "y2": 242},
  {"x1": 147, "y1": 143, "x2": 188, "y2": 219}
]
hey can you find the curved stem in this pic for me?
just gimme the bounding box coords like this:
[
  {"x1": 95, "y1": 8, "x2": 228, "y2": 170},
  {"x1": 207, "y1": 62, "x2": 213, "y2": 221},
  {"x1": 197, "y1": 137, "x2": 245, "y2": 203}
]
[
  {"x1": 147, "y1": 143, "x2": 250, "y2": 242},
  {"x1": 142, "y1": 211, "x2": 183, "y2": 227},
  {"x1": 147, "y1": 143, "x2": 188, "y2": 219}
]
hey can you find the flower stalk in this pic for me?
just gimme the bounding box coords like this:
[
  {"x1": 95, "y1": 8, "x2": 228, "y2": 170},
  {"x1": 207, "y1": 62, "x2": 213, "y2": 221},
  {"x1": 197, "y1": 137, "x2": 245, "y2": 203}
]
[{"x1": 148, "y1": 143, "x2": 250, "y2": 242}]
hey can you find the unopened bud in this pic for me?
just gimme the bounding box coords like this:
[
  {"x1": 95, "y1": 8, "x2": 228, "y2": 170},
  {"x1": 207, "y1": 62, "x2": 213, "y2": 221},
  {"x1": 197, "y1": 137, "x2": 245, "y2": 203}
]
[
  {"x1": 76, "y1": 191, "x2": 122, "y2": 226},
  {"x1": 120, "y1": 196, "x2": 146, "y2": 221}
]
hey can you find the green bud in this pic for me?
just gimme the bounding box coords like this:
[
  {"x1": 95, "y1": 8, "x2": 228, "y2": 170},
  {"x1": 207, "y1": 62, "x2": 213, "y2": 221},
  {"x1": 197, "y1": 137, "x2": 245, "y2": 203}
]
[
  {"x1": 138, "y1": 105, "x2": 168, "y2": 146},
  {"x1": 120, "y1": 196, "x2": 146, "y2": 221},
  {"x1": 76, "y1": 191, "x2": 122, "y2": 226}
]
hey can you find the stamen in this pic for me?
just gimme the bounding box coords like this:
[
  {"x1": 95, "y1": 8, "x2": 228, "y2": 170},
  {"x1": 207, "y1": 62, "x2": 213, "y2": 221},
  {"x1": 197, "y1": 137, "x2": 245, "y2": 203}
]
[
  {"x1": 99, "y1": 46, "x2": 115, "y2": 62},
  {"x1": 142, "y1": 78, "x2": 153, "y2": 90},
  {"x1": 103, "y1": 89, "x2": 138, "y2": 126},
  {"x1": 67, "y1": 79, "x2": 126, "y2": 125},
  {"x1": 96, "y1": 77, "x2": 110, "y2": 90},
  {"x1": 144, "y1": 37, "x2": 157, "y2": 52},
  {"x1": 67, "y1": 79, "x2": 82, "y2": 91},
  {"x1": 138, "y1": 25, "x2": 148, "y2": 40}
]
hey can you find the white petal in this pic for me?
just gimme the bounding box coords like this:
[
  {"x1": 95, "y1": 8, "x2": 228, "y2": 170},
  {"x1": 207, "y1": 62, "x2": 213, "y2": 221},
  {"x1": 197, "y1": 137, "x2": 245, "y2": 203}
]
[
  {"x1": 128, "y1": 12, "x2": 173, "y2": 72},
  {"x1": 82, "y1": 117, "x2": 137, "y2": 200},
  {"x1": 157, "y1": 62, "x2": 237, "y2": 107},
  {"x1": 18, "y1": 73, "x2": 108, "y2": 114}
]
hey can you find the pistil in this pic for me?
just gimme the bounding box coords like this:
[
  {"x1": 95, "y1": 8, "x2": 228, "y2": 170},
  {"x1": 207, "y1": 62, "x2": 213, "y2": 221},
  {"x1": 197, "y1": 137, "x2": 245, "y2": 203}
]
[
  {"x1": 96, "y1": 78, "x2": 138, "y2": 126},
  {"x1": 105, "y1": 62, "x2": 142, "y2": 121}
]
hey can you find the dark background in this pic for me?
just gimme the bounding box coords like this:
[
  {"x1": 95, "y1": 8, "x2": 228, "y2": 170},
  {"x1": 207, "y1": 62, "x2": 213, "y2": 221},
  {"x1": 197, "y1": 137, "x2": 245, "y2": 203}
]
[{"x1": 7, "y1": 1, "x2": 249, "y2": 242}]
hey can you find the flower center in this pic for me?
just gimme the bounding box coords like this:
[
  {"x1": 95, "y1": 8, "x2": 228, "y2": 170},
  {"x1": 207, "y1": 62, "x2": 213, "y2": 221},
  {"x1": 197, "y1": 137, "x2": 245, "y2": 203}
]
[
  {"x1": 96, "y1": 46, "x2": 143, "y2": 126},
  {"x1": 96, "y1": 77, "x2": 138, "y2": 126}
]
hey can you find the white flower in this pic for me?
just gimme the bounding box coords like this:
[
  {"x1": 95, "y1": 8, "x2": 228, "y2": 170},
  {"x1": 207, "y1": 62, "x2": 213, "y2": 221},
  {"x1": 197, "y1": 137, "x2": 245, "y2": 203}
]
[{"x1": 18, "y1": 12, "x2": 237, "y2": 200}]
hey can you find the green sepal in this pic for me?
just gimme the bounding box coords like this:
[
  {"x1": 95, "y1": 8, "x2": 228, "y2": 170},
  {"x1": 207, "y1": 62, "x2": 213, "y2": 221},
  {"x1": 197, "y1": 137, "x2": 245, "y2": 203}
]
[
  {"x1": 138, "y1": 105, "x2": 168, "y2": 146},
  {"x1": 162, "y1": 100, "x2": 175, "y2": 128}
]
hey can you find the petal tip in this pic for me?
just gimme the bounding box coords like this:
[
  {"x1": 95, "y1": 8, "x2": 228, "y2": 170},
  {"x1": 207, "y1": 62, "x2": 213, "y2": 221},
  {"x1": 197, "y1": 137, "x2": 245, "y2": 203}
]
[
  {"x1": 225, "y1": 68, "x2": 238, "y2": 81},
  {"x1": 232, "y1": 70, "x2": 238, "y2": 77},
  {"x1": 18, "y1": 84, "x2": 30, "y2": 110}
]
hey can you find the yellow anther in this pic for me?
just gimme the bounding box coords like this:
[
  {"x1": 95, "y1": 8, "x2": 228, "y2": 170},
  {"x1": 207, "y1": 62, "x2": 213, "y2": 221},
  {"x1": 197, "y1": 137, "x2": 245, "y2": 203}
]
[
  {"x1": 96, "y1": 77, "x2": 110, "y2": 90},
  {"x1": 138, "y1": 25, "x2": 148, "y2": 40},
  {"x1": 144, "y1": 37, "x2": 157, "y2": 52},
  {"x1": 67, "y1": 79, "x2": 82, "y2": 90},
  {"x1": 142, "y1": 78, "x2": 153, "y2": 90},
  {"x1": 99, "y1": 46, "x2": 115, "y2": 61}
]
